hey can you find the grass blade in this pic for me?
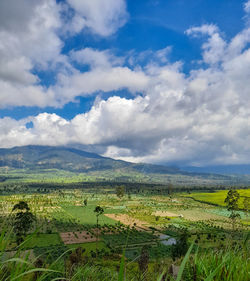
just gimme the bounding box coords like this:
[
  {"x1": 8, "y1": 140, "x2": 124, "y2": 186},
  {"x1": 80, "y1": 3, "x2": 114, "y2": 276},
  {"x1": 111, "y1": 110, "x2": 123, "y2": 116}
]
[
  {"x1": 176, "y1": 243, "x2": 194, "y2": 281},
  {"x1": 118, "y1": 250, "x2": 125, "y2": 281},
  {"x1": 10, "y1": 268, "x2": 62, "y2": 281},
  {"x1": 204, "y1": 262, "x2": 225, "y2": 281}
]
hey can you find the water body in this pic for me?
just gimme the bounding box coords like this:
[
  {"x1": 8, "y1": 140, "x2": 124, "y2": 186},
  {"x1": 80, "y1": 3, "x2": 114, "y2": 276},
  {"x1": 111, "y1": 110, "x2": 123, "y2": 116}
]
[{"x1": 159, "y1": 234, "x2": 177, "y2": 246}]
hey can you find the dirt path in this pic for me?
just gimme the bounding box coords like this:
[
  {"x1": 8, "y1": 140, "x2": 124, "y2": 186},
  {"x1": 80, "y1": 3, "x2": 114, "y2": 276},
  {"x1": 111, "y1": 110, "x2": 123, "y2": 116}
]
[{"x1": 104, "y1": 214, "x2": 151, "y2": 231}]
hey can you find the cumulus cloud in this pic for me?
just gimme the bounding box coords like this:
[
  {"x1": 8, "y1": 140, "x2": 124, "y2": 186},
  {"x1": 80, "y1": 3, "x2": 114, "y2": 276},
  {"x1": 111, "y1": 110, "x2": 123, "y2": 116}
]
[
  {"x1": 66, "y1": 0, "x2": 128, "y2": 36},
  {"x1": 2, "y1": 1, "x2": 250, "y2": 166},
  {"x1": 70, "y1": 48, "x2": 124, "y2": 69},
  {"x1": 0, "y1": 0, "x2": 63, "y2": 107},
  {"x1": 3, "y1": 17, "x2": 250, "y2": 166},
  {"x1": 186, "y1": 24, "x2": 226, "y2": 65},
  {"x1": 0, "y1": 0, "x2": 129, "y2": 108},
  {"x1": 52, "y1": 66, "x2": 149, "y2": 105}
]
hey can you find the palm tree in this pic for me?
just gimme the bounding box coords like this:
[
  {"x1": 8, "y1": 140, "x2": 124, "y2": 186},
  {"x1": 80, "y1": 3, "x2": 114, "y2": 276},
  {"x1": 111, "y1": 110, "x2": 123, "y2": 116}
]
[
  {"x1": 94, "y1": 206, "x2": 104, "y2": 251},
  {"x1": 94, "y1": 205, "x2": 104, "y2": 228}
]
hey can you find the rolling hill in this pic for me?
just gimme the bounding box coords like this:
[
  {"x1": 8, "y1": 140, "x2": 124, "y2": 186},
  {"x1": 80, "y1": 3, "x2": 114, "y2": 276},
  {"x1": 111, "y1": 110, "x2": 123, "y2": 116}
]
[
  {"x1": 0, "y1": 145, "x2": 246, "y2": 186},
  {"x1": 0, "y1": 145, "x2": 180, "y2": 174}
]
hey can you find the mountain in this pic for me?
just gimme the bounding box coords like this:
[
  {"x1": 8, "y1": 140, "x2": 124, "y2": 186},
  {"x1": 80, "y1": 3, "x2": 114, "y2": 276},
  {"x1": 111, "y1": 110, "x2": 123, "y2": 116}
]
[
  {"x1": 0, "y1": 145, "x2": 245, "y2": 185},
  {"x1": 0, "y1": 145, "x2": 180, "y2": 174},
  {"x1": 182, "y1": 165, "x2": 250, "y2": 175}
]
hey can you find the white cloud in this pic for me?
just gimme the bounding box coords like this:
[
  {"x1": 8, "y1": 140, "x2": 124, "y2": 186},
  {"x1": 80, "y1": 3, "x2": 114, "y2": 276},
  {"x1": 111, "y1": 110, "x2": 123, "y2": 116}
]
[
  {"x1": 186, "y1": 24, "x2": 226, "y2": 65},
  {"x1": 244, "y1": 0, "x2": 250, "y2": 13},
  {"x1": 3, "y1": 19, "x2": 250, "y2": 166},
  {"x1": 67, "y1": 0, "x2": 128, "y2": 36},
  {"x1": 2, "y1": 1, "x2": 250, "y2": 166},
  {"x1": 186, "y1": 24, "x2": 219, "y2": 37},
  {"x1": 0, "y1": 0, "x2": 64, "y2": 107},
  {"x1": 52, "y1": 66, "x2": 149, "y2": 106},
  {"x1": 0, "y1": 0, "x2": 130, "y2": 108},
  {"x1": 70, "y1": 48, "x2": 124, "y2": 69}
]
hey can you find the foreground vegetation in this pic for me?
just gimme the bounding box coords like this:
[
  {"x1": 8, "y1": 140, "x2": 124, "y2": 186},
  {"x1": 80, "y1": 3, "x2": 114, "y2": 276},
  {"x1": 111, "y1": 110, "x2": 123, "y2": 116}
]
[{"x1": 0, "y1": 186, "x2": 249, "y2": 280}]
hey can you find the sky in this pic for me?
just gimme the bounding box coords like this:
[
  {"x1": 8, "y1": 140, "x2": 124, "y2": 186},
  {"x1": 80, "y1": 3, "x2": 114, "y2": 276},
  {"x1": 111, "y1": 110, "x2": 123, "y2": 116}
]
[{"x1": 1, "y1": 0, "x2": 250, "y2": 167}]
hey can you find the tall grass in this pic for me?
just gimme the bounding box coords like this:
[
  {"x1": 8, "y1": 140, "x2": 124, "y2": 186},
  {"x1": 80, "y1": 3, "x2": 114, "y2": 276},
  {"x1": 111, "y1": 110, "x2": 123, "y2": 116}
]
[
  {"x1": 184, "y1": 245, "x2": 249, "y2": 281},
  {"x1": 0, "y1": 227, "x2": 63, "y2": 281}
]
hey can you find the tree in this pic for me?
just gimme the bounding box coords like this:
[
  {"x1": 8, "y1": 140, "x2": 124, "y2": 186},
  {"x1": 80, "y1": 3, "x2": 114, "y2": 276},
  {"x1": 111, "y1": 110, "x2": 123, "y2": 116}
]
[
  {"x1": 127, "y1": 192, "x2": 132, "y2": 200},
  {"x1": 167, "y1": 182, "x2": 173, "y2": 195},
  {"x1": 224, "y1": 189, "x2": 241, "y2": 232},
  {"x1": 83, "y1": 199, "x2": 88, "y2": 206},
  {"x1": 243, "y1": 197, "x2": 250, "y2": 217},
  {"x1": 171, "y1": 229, "x2": 188, "y2": 261},
  {"x1": 12, "y1": 201, "x2": 35, "y2": 244},
  {"x1": 116, "y1": 185, "x2": 125, "y2": 199},
  {"x1": 94, "y1": 205, "x2": 104, "y2": 228},
  {"x1": 94, "y1": 206, "x2": 104, "y2": 251}
]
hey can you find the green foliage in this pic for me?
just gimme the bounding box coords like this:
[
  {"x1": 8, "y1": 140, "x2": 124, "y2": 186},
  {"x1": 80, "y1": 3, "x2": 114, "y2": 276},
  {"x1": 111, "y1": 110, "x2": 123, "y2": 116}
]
[
  {"x1": 0, "y1": 187, "x2": 249, "y2": 280},
  {"x1": 118, "y1": 250, "x2": 125, "y2": 281},
  {"x1": 62, "y1": 205, "x2": 116, "y2": 227},
  {"x1": 184, "y1": 245, "x2": 249, "y2": 281},
  {"x1": 103, "y1": 230, "x2": 156, "y2": 248},
  {"x1": 243, "y1": 196, "x2": 250, "y2": 213},
  {"x1": 176, "y1": 242, "x2": 194, "y2": 281},
  {"x1": 188, "y1": 189, "x2": 250, "y2": 209},
  {"x1": 33, "y1": 245, "x2": 69, "y2": 264},
  {"x1": 224, "y1": 189, "x2": 241, "y2": 231},
  {"x1": 116, "y1": 186, "x2": 125, "y2": 199},
  {"x1": 171, "y1": 229, "x2": 189, "y2": 260},
  {"x1": 224, "y1": 189, "x2": 240, "y2": 211},
  {"x1": 94, "y1": 205, "x2": 104, "y2": 229},
  {"x1": 12, "y1": 201, "x2": 35, "y2": 244},
  {"x1": 24, "y1": 233, "x2": 61, "y2": 249},
  {"x1": 94, "y1": 206, "x2": 104, "y2": 216}
]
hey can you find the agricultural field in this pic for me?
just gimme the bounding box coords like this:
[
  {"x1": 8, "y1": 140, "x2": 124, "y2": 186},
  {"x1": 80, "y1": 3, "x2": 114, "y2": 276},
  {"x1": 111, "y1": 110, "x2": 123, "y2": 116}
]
[
  {"x1": 0, "y1": 187, "x2": 249, "y2": 280},
  {"x1": 186, "y1": 189, "x2": 250, "y2": 209}
]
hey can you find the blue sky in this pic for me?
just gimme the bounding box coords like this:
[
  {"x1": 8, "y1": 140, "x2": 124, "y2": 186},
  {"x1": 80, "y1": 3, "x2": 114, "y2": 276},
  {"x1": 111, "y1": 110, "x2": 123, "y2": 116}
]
[{"x1": 1, "y1": 0, "x2": 250, "y2": 166}]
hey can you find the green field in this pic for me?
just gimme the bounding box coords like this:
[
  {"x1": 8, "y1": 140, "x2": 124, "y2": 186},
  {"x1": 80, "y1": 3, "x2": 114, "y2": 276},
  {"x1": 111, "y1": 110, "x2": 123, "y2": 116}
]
[
  {"x1": 0, "y1": 187, "x2": 249, "y2": 281},
  {"x1": 187, "y1": 189, "x2": 250, "y2": 208},
  {"x1": 67, "y1": 241, "x2": 108, "y2": 253},
  {"x1": 25, "y1": 233, "x2": 62, "y2": 248},
  {"x1": 62, "y1": 205, "x2": 117, "y2": 226}
]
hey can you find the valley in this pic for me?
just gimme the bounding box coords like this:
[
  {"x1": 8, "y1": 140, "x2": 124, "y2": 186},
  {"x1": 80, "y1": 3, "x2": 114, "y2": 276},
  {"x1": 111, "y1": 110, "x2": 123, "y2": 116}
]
[
  {"x1": 0, "y1": 146, "x2": 249, "y2": 280},
  {"x1": 0, "y1": 186, "x2": 249, "y2": 280}
]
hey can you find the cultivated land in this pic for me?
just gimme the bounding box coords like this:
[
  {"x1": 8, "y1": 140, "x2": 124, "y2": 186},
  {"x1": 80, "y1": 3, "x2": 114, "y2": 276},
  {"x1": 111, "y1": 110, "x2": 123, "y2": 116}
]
[
  {"x1": 0, "y1": 185, "x2": 249, "y2": 280},
  {"x1": 186, "y1": 189, "x2": 250, "y2": 208}
]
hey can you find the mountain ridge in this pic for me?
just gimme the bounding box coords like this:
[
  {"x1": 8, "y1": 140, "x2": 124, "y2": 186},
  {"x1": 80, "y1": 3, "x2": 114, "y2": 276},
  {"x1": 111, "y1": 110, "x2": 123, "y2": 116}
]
[
  {"x1": 0, "y1": 145, "x2": 246, "y2": 185},
  {"x1": 0, "y1": 145, "x2": 181, "y2": 174}
]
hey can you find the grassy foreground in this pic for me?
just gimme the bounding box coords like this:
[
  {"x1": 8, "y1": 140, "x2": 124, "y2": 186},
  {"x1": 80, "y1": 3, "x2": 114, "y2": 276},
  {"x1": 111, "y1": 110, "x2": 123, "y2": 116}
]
[{"x1": 0, "y1": 224, "x2": 249, "y2": 281}]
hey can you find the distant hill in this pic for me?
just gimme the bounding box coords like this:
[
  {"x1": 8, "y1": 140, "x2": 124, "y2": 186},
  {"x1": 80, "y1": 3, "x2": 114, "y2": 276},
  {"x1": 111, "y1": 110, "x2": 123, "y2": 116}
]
[
  {"x1": 0, "y1": 145, "x2": 246, "y2": 186},
  {"x1": 182, "y1": 165, "x2": 250, "y2": 175},
  {"x1": 0, "y1": 145, "x2": 180, "y2": 174}
]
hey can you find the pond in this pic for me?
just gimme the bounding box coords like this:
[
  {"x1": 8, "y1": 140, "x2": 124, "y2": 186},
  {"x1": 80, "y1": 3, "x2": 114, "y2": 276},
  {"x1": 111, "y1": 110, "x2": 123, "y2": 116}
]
[{"x1": 159, "y1": 234, "x2": 176, "y2": 246}]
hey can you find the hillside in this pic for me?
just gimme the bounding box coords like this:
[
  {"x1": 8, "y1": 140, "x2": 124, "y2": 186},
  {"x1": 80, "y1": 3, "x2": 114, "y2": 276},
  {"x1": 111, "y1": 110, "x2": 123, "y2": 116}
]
[
  {"x1": 0, "y1": 145, "x2": 180, "y2": 174},
  {"x1": 0, "y1": 145, "x2": 244, "y2": 185}
]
